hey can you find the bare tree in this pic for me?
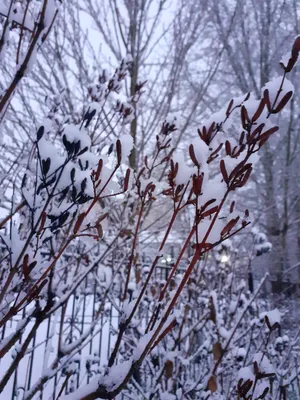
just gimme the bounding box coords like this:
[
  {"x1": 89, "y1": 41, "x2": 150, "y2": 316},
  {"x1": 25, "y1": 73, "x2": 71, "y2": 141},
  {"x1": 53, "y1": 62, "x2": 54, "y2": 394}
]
[{"x1": 212, "y1": 0, "x2": 300, "y2": 294}]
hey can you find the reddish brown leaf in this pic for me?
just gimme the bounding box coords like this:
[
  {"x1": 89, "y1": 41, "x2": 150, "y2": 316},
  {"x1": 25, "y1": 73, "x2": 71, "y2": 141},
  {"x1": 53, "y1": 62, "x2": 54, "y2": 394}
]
[
  {"x1": 96, "y1": 224, "x2": 103, "y2": 239},
  {"x1": 184, "y1": 304, "x2": 191, "y2": 315},
  {"x1": 202, "y1": 206, "x2": 218, "y2": 218},
  {"x1": 22, "y1": 254, "x2": 30, "y2": 281},
  {"x1": 209, "y1": 296, "x2": 216, "y2": 323},
  {"x1": 258, "y1": 126, "x2": 279, "y2": 147},
  {"x1": 116, "y1": 139, "x2": 122, "y2": 165},
  {"x1": 189, "y1": 144, "x2": 199, "y2": 167},
  {"x1": 175, "y1": 184, "x2": 184, "y2": 197},
  {"x1": 228, "y1": 161, "x2": 247, "y2": 181},
  {"x1": 292, "y1": 35, "x2": 300, "y2": 54},
  {"x1": 231, "y1": 146, "x2": 238, "y2": 157},
  {"x1": 161, "y1": 155, "x2": 171, "y2": 163},
  {"x1": 137, "y1": 166, "x2": 146, "y2": 181},
  {"x1": 273, "y1": 91, "x2": 293, "y2": 113},
  {"x1": 259, "y1": 137, "x2": 269, "y2": 148},
  {"x1": 201, "y1": 198, "x2": 217, "y2": 212},
  {"x1": 248, "y1": 123, "x2": 265, "y2": 141},
  {"x1": 241, "y1": 105, "x2": 250, "y2": 128},
  {"x1": 220, "y1": 159, "x2": 229, "y2": 184},
  {"x1": 192, "y1": 175, "x2": 202, "y2": 195},
  {"x1": 239, "y1": 131, "x2": 245, "y2": 146},
  {"x1": 281, "y1": 36, "x2": 300, "y2": 72},
  {"x1": 95, "y1": 159, "x2": 103, "y2": 180},
  {"x1": 213, "y1": 342, "x2": 223, "y2": 361},
  {"x1": 264, "y1": 315, "x2": 280, "y2": 331},
  {"x1": 165, "y1": 360, "x2": 173, "y2": 379},
  {"x1": 28, "y1": 261, "x2": 37, "y2": 275},
  {"x1": 144, "y1": 155, "x2": 148, "y2": 169},
  {"x1": 119, "y1": 229, "x2": 132, "y2": 238},
  {"x1": 198, "y1": 126, "x2": 206, "y2": 142},
  {"x1": 96, "y1": 213, "x2": 108, "y2": 225},
  {"x1": 252, "y1": 98, "x2": 265, "y2": 122},
  {"x1": 208, "y1": 143, "x2": 223, "y2": 164},
  {"x1": 173, "y1": 162, "x2": 179, "y2": 177},
  {"x1": 144, "y1": 182, "x2": 156, "y2": 195},
  {"x1": 210, "y1": 142, "x2": 223, "y2": 157},
  {"x1": 280, "y1": 57, "x2": 295, "y2": 73},
  {"x1": 238, "y1": 378, "x2": 253, "y2": 396},
  {"x1": 207, "y1": 376, "x2": 217, "y2": 393},
  {"x1": 242, "y1": 220, "x2": 249, "y2": 227},
  {"x1": 124, "y1": 168, "x2": 131, "y2": 191},
  {"x1": 208, "y1": 122, "x2": 215, "y2": 136},
  {"x1": 221, "y1": 217, "x2": 239, "y2": 237},
  {"x1": 73, "y1": 212, "x2": 85, "y2": 234},
  {"x1": 244, "y1": 92, "x2": 251, "y2": 102},
  {"x1": 235, "y1": 166, "x2": 252, "y2": 188},
  {"x1": 225, "y1": 140, "x2": 231, "y2": 156},
  {"x1": 169, "y1": 159, "x2": 175, "y2": 175},
  {"x1": 186, "y1": 198, "x2": 197, "y2": 205},
  {"x1": 263, "y1": 89, "x2": 271, "y2": 111},
  {"x1": 162, "y1": 188, "x2": 173, "y2": 196},
  {"x1": 38, "y1": 211, "x2": 47, "y2": 234},
  {"x1": 135, "y1": 269, "x2": 141, "y2": 284},
  {"x1": 261, "y1": 387, "x2": 270, "y2": 398},
  {"x1": 169, "y1": 160, "x2": 179, "y2": 181},
  {"x1": 253, "y1": 360, "x2": 259, "y2": 375},
  {"x1": 226, "y1": 99, "x2": 234, "y2": 116}
]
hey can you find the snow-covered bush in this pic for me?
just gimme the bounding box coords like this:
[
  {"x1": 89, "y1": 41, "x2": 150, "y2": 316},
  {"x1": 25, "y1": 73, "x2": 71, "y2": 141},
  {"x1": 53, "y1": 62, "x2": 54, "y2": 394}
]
[{"x1": 1, "y1": 4, "x2": 300, "y2": 399}]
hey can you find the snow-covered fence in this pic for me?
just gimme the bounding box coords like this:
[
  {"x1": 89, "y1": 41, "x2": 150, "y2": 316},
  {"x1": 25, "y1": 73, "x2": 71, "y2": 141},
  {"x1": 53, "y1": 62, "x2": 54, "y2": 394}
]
[
  {"x1": 1, "y1": 283, "x2": 118, "y2": 399},
  {"x1": 0, "y1": 263, "x2": 191, "y2": 400}
]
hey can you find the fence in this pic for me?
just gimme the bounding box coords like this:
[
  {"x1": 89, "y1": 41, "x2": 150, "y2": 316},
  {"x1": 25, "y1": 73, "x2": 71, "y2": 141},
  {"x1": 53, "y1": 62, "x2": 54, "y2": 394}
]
[
  {"x1": 0, "y1": 261, "x2": 187, "y2": 400},
  {"x1": 1, "y1": 252, "x2": 300, "y2": 399}
]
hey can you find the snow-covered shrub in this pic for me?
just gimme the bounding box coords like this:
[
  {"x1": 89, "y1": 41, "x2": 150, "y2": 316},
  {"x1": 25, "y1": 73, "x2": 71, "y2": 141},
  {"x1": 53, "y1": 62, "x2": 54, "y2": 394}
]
[{"x1": 1, "y1": 5, "x2": 300, "y2": 398}]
